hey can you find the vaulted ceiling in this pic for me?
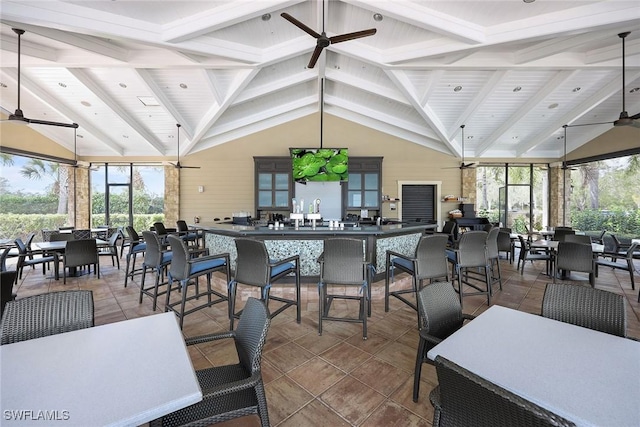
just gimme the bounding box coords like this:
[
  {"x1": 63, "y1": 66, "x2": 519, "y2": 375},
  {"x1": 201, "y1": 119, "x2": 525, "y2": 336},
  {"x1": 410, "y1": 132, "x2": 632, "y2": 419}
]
[{"x1": 1, "y1": 0, "x2": 639, "y2": 163}]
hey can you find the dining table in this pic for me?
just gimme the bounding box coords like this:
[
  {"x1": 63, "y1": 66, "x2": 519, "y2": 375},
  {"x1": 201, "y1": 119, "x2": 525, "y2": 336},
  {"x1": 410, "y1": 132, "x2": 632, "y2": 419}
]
[
  {"x1": 0, "y1": 312, "x2": 202, "y2": 426},
  {"x1": 428, "y1": 305, "x2": 640, "y2": 427},
  {"x1": 34, "y1": 239, "x2": 108, "y2": 278}
]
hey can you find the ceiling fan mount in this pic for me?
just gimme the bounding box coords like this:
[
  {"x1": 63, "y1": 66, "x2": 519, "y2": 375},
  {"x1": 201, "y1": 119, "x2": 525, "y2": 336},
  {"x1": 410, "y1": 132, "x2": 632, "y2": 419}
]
[
  {"x1": 612, "y1": 31, "x2": 639, "y2": 128},
  {"x1": 7, "y1": 28, "x2": 78, "y2": 129},
  {"x1": 171, "y1": 123, "x2": 200, "y2": 169},
  {"x1": 281, "y1": 3, "x2": 376, "y2": 69},
  {"x1": 442, "y1": 125, "x2": 476, "y2": 169}
]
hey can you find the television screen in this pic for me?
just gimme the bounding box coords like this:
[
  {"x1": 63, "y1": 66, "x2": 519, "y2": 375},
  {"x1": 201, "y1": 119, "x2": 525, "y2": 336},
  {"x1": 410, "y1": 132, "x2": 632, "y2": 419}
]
[{"x1": 291, "y1": 148, "x2": 348, "y2": 182}]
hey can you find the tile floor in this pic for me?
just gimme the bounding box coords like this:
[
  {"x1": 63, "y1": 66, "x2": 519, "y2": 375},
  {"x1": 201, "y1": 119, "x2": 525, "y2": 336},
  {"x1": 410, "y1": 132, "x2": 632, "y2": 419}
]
[{"x1": 8, "y1": 252, "x2": 640, "y2": 427}]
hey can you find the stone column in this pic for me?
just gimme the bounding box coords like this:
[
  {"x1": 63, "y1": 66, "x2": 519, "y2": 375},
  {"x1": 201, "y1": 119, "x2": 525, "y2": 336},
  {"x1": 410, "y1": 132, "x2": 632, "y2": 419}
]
[
  {"x1": 461, "y1": 168, "x2": 476, "y2": 206},
  {"x1": 549, "y1": 165, "x2": 570, "y2": 227},
  {"x1": 164, "y1": 165, "x2": 180, "y2": 225}
]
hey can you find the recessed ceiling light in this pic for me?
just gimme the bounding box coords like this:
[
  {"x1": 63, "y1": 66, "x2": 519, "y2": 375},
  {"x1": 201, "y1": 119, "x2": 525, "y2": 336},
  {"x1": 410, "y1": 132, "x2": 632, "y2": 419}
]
[
  {"x1": 513, "y1": 86, "x2": 522, "y2": 92},
  {"x1": 0, "y1": 83, "x2": 7, "y2": 88},
  {"x1": 572, "y1": 87, "x2": 581, "y2": 92},
  {"x1": 454, "y1": 86, "x2": 462, "y2": 92},
  {"x1": 179, "y1": 83, "x2": 188, "y2": 89},
  {"x1": 261, "y1": 13, "x2": 271, "y2": 21},
  {"x1": 523, "y1": 0, "x2": 535, "y2": 3},
  {"x1": 512, "y1": 136, "x2": 519, "y2": 140},
  {"x1": 137, "y1": 96, "x2": 160, "y2": 106},
  {"x1": 630, "y1": 87, "x2": 640, "y2": 93},
  {"x1": 119, "y1": 83, "x2": 127, "y2": 88},
  {"x1": 548, "y1": 103, "x2": 559, "y2": 109},
  {"x1": 373, "y1": 13, "x2": 383, "y2": 21},
  {"x1": 557, "y1": 136, "x2": 564, "y2": 140},
  {"x1": 122, "y1": 135, "x2": 129, "y2": 139},
  {"x1": 168, "y1": 135, "x2": 174, "y2": 138},
  {"x1": 77, "y1": 134, "x2": 84, "y2": 138},
  {"x1": 81, "y1": 101, "x2": 91, "y2": 107},
  {"x1": 467, "y1": 135, "x2": 473, "y2": 139}
]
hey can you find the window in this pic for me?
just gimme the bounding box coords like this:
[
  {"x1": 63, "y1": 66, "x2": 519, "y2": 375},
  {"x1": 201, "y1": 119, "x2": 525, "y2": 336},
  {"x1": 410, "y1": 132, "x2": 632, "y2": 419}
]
[
  {"x1": 254, "y1": 157, "x2": 292, "y2": 218},
  {"x1": 344, "y1": 157, "x2": 382, "y2": 216}
]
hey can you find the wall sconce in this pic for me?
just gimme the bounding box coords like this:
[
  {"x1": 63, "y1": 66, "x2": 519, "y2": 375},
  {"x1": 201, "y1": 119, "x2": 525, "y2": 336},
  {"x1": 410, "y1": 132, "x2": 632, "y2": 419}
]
[{"x1": 198, "y1": 186, "x2": 204, "y2": 193}]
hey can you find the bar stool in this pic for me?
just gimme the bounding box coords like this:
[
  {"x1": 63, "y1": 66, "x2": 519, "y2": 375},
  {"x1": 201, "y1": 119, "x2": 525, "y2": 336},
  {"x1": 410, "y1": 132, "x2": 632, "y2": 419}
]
[
  {"x1": 385, "y1": 234, "x2": 449, "y2": 312},
  {"x1": 139, "y1": 231, "x2": 172, "y2": 311},
  {"x1": 228, "y1": 238, "x2": 300, "y2": 330},
  {"x1": 447, "y1": 231, "x2": 491, "y2": 308},
  {"x1": 124, "y1": 226, "x2": 146, "y2": 287}
]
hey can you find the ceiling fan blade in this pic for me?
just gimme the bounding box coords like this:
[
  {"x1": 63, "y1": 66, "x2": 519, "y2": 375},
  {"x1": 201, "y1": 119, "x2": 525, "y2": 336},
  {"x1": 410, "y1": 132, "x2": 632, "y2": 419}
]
[
  {"x1": 179, "y1": 165, "x2": 201, "y2": 169},
  {"x1": 629, "y1": 112, "x2": 640, "y2": 120},
  {"x1": 329, "y1": 28, "x2": 377, "y2": 44},
  {"x1": 281, "y1": 13, "x2": 321, "y2": 39},
  {"x1": 307, "y1": 45, "x2": 324, "y2": 68},
  {"x1": 26, "y1": 117, "x2": 79, "y2": 128}
]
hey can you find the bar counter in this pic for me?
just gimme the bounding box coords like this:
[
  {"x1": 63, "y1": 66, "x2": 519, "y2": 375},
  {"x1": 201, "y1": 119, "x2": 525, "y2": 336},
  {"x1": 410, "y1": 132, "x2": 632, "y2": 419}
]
[{"x1": 195, "y1": 222, "x2": 437, "y2": 278}]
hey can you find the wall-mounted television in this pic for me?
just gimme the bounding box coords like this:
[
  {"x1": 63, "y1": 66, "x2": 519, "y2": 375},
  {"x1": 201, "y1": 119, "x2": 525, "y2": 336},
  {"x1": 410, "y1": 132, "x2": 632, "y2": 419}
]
[{"x1": 290, "y1": 148, "x2": 348, "y2": 183}]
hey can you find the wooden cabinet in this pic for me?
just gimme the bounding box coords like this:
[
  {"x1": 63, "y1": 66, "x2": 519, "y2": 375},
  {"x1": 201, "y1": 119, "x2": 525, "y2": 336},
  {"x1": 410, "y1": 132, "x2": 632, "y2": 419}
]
[
  {"x1": 254, "y1": 157, "x2": 292, "y2": 217},
  {"x1": 344, "y1": 157, "x2": 382, "y2": 215}
]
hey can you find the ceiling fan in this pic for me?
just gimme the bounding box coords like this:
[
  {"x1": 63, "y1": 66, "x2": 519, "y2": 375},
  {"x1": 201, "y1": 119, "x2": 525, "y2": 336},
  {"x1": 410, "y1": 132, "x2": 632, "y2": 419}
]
[
  {"x1": 170, "y1": 124, "x2": 200, "y2": 169},
  {"x1": 71, "y1": 126, "x2": 92, "y2": 169},
  {"x1": 5, "y1": 28, "x2": 78, "y2": 128},
  {"x1": 281, "y1": 3, "x2": 376, "y2": 69},
  {"x1": 444, "y1": 125, "x2": 476, "y2": 169},
  {"x1": 613, "y1": 32, "x2": 640, "y2": 128}
]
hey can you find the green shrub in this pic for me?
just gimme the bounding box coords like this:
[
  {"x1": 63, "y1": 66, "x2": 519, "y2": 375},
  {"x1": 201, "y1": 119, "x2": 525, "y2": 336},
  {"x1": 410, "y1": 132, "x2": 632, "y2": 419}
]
[{"x1": 571, "y1": 209, "x2": 640, "y2": 238}]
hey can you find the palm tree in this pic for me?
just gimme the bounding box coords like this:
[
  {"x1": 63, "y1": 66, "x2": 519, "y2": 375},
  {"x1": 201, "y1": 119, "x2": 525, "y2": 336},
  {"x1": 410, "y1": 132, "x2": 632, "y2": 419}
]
[{"x1": 20, "y1": 159, "x2": 69, "y2": 214}]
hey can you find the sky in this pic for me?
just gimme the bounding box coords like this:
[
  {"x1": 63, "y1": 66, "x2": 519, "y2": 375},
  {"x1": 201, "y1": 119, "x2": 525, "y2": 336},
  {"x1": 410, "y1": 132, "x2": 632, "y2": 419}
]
[{"x1": 1, "y1": 155, "x2": 164, "y2": 195}]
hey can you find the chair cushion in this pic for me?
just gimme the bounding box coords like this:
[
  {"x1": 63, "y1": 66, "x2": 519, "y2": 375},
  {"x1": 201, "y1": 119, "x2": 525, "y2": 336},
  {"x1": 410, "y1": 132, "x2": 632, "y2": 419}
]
[
  {"x1": 271, "y1": 262, "x2": 294, "y2": 277},
  {"x1": 132, "y1": 242, "x2": 147, "y2": 253},
  {"x1": 161, "y1": 252, "x2": 173, "y2": 264},
  {"x1": 391, "y1": 257, "x2": 415, "y2": 273},
  {"x1": 191, "y1": 258, "x2": 225, "y2": 275}
]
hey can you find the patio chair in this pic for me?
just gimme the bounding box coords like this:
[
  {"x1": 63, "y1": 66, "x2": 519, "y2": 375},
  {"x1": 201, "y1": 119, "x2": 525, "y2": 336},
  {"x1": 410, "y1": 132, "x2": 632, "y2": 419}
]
[
  {"x1": 229, "y1": 238, "x2": 300, "y2": 330},
  {"x1": 0, "y1": 290, "x2": 94, "y2": 345},
  {"x1": 165, "y1": 235, "x2": 230, "y2": 329},
  {"x1": 385, "y1": 234, "x2": 449, "y2": 312},
  {"x1": 516, "y1": 235, "x2": 551, "y2": 275},
  {"x1": 595, "y1": 242, "x2": 638, "y2": 299},
  {"x1": 14, "y1": 237, "x2": 59, "y2": 281},
  {"x1": 124, "y1": 226, "x2": 146, "y2": 287},
  {"x1": 140, "y1": 231, "x2": 172, "y2": 311},
  {"x1": 413, "y1": 282, "x2": 474, "y2": 402},
  {"x1": 448, "y1": 231, "x2": 491, "y2": 308},
  {"x1": 553, "y1": 241, "x2": 595, "y2": 287},
  {"x1": 542, "y1": 282, "x2": 626, "y2": 337},
  {"x1": 98, "y1": 231, "x2": 120, "y2": 269},
  {"x1": 430, "y1": 356, "x2": 575, "y2": 427},
  {"x1": 1, "y1": 271, "x2": 17, "y2": 317},
  {"x1": 318, "y1": 238, "x2": 371, "y2": 339},
  {"x1": 149, "y1": 297, "x2": 271, "y2": 427},
  {"x1": 61, "y1": 239, "x2": 100, "y2": 284}
]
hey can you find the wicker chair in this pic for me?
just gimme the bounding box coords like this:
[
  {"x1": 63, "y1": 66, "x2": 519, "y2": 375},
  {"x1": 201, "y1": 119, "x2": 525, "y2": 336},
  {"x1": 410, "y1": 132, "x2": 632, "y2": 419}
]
[
  {"x1": 0, "y1": 290, "x2": 94, "y2": 345},
  {"x1": 430, "y1": 355, "x2": 576, "y2": 427},
  {"x1": 15, "y1": 237, "x2": 59, "y2": 281},
  {"x1": 438, "y1": 221, "x2": 458, "y2": 245},
  {"x1": 150, "y1": 297, "x2": 271, "y2": 427},
  {"x1": 318, "y1": 238, "x2": 372, "y2": 339},
  {"x1": 497, "y1": 230, "x2": 513, "y2": 263},
  {"x1": 448, "y1": 231, "x2": 491, "y2": 308},
  {"x1": 553, "y1": 241, "x2": 595, "y2": 287},
  {"x1": 176, "y1": 220, "x2": 200, "y2": 246},
  {"x1": 542, "y1": 282, "x2": 627, "y2": 337},
  {"x1": 385, "y1": 234, "x2": 449, "y2": 312},
  {"x1": 72, "y1": 229, "x2": 92, "y2": 240},
  {"x1": 486, "y1": 227, "x2": 503, "y2": 293},
  {"x1": 413, "y1": 282, "x2": 474, "y2": 402},
  {"x1": 140, "y1": 231, "x2": 172, "y2": 311},
  {"x1": 124, "y1": 226, "x2": 146, "y2": 287},
  {"x1": 516, "y1": 235, "x2": 551, "y2": 275},
  {"x1": 61, "y1": 239, "x2": 100, "y2": 284},
  {"x1": 1, "y1": 271, "x2": 17, "y2": 317},
  {"x1": 552, "y1": 228, "x2": 575, "y2": 242},
  {"x1": 564, "y1": 234, "x2": 592, "y2": 245},
  {"x1": 229, "y1": 238, "x2": 300, "y2": 330},
  {"x1": 596, "y1": 243, "x2": 637, "y2": 298},
  {"x1": 50, "y1": 232, "x2": 75, "y2": 241},
  {"x1": 97, "y1": 231, "x2": 120, "y2": 269},
  {"x1": 165, "y1": 235, "x2": 230, "y2": 329}
]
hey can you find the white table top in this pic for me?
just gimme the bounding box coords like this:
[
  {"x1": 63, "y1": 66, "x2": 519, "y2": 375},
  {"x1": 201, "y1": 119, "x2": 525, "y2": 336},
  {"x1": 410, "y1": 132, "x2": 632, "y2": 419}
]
[
  {"x1": 0, "y1": 312, "x2": 202, "y2": 427},
  {"x1": 428, "y1": 305, "x2": 640, "y2": 427}
]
